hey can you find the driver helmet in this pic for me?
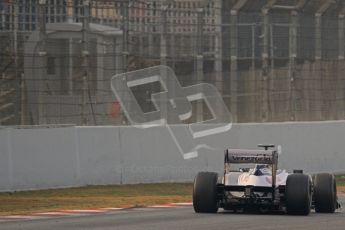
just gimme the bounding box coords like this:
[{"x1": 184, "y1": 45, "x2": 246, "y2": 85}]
[{"x1": 252, "y1": 164, "x2": 272, "y2": 176}]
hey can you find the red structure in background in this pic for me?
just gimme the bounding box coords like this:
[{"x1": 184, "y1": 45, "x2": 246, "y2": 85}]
[{"x1": 111, "y1": 101, "x2": 121, "y2": 118}]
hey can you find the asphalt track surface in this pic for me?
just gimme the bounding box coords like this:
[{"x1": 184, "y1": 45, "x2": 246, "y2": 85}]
[{"x1": 1, "y1": 197, "x2": 344, "y2": 230}]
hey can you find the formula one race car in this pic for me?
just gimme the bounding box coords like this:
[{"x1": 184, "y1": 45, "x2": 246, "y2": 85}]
[{"x1": 193, "y1": 144, "x2": 340, "y2": 215}]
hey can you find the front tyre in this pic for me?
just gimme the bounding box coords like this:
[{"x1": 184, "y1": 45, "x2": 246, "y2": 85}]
[
  {"x1": 193, "y1": 172, "x2": 219, "y2": 213},
  {"x1": 286, "y1": 173, "x2": 311, "y2": 215},
  {"x1": 314, "y1": 173, "x2": 337, "y2": 213}
]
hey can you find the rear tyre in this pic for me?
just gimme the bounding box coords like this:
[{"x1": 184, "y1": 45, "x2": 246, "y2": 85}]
[
  {"x1": 314, "y1": 173, "x2": 337, "y2": 213},
  {"x1": 193, "y1": 172, "x2": 219, "y2": 213},
  {"x1": 286, "y1": 173, "x2": 311, "y2": 215}
]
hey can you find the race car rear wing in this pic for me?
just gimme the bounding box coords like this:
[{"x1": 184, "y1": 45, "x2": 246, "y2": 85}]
[
  {"x1": 224, "y1": 147, "x2": 279, "y2": 188},
  {"x1": 224, "y1": 149, "x2": 278, "y2": 164}
]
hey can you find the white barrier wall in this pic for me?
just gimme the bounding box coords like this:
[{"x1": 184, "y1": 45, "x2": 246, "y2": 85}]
[{"x1": 1, "y1": 121, "x2": 345, "y2": 191}]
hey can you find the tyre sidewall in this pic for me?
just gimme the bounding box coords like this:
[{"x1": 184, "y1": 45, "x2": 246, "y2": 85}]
[{"x1": 193, "y1": 172, "x2": 219, "y2": 213}]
